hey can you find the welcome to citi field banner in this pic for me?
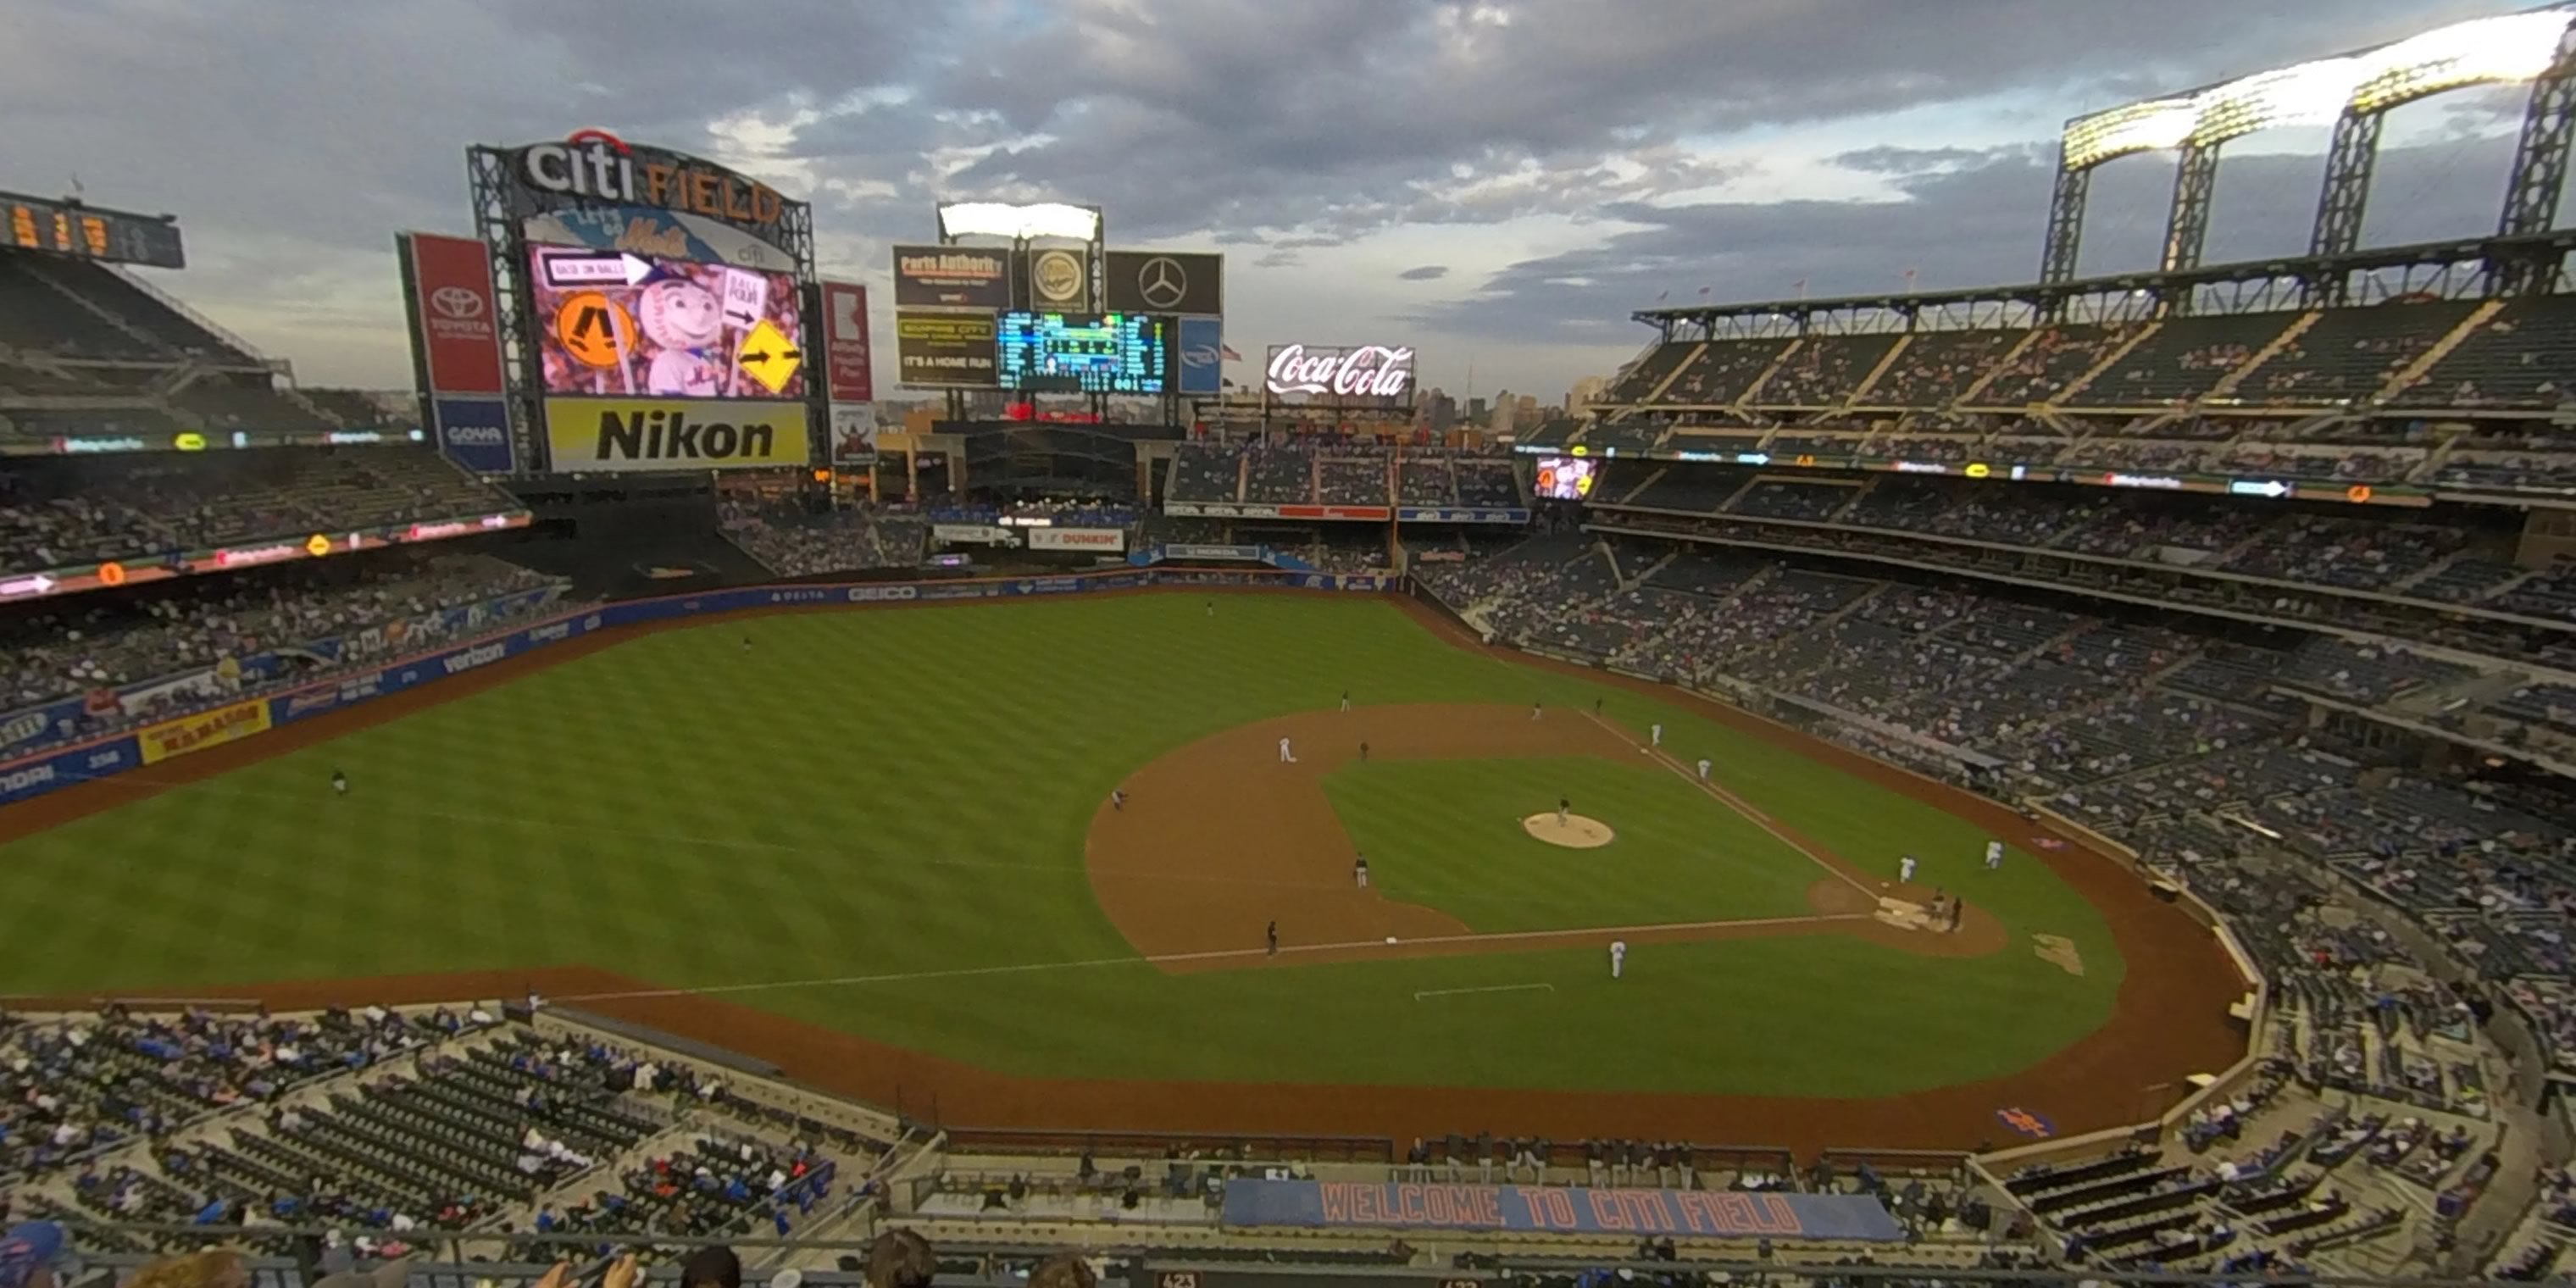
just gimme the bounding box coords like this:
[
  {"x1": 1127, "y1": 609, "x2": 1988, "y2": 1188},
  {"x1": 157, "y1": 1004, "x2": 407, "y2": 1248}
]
[{"x1": 136, "y1": 698, "x2": 271, "y2": 765}]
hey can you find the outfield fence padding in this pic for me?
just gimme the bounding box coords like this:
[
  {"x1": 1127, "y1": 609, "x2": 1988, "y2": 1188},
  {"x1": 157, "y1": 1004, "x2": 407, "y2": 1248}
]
[{"x1": 0, "y1": 569, "x2": 1399, "y2": 809}]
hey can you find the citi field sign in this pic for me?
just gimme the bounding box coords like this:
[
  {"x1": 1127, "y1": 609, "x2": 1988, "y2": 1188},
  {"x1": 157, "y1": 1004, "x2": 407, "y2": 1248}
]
[
  {"x1": 508, "y1": 130, "x2": 791, "y2": 241},
  {"x1": 1265, "y1": 344, "x2": 1415, "y2": 399}
]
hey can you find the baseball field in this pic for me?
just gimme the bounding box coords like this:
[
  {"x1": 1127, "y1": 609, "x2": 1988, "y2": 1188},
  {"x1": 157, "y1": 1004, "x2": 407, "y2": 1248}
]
[{"x1": 0, "y1": 588, "x2": 2250, "y2": 1149}]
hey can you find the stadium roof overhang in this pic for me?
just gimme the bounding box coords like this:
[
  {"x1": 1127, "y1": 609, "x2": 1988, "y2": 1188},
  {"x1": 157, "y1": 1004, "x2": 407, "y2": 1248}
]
[{"x1": 1628, "y1": 229, "x2": 2576, "y2": 325}]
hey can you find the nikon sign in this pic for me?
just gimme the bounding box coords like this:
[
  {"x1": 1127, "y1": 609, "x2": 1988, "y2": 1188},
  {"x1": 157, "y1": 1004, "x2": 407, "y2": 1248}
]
[{"x1": 542, "y1": 397, "x2": 811, "y2": 473}]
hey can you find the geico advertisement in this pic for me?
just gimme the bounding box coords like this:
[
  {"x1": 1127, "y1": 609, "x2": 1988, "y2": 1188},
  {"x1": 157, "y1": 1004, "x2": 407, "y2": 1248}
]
[{"x1": 544, "y1": 397, "x2": 811, "y2": 471}]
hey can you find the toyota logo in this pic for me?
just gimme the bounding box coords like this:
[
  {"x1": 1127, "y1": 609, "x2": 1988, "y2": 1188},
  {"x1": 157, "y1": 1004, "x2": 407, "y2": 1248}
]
[
  {"x1": 430, "y1": 286, "x2": 486, "y2": 320},
  {"x1": 1137, "y1": 256, "x2": 1188, "y2": 309}
]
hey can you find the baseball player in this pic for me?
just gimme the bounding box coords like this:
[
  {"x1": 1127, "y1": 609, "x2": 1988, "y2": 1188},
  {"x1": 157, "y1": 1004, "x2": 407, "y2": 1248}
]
[
  {"x1": 1266, "y1": 920, "x2": 1279, "y2": 957},
  {"x1": 1531, "y1": 700, "x2": 1543, "y2": 721},
  {"x1": 1609, "y1": 939, "x2": 1627, "y2": 980},
  {"x1": 330, "y1": 768, "x2": 348, "y2": 797},
  {"x1": 1206, "y1": 600, "x2": 1215, "y2": 617},
  {"x1": 1696, "y1": 758, "x2": 1712, "y2": 781},
  {"x1": 1985, "y1": 840, "x2": 2004, "y2": 870},
  {"x1": 1651, "y1": 723, "x2": 1664, "y2": 747},
  {"x1": 1110, "y1": 788, "x2": 1126, "y2": 813},
  {"x1": 1354, "y1": 856, "x2": 1369, "y2": 888},
  {"x1": 1899, "y1": 854, "x2": 1918, "y2": 884},
  {"x1": 1594, "y1": 697, "x2": 1603, "y2": 715},
  {"x1": 1557, "y1": 796, "x2": 1571, "y2": 827},
  {"x1": 1340, "y1": 690, "x2": 1352, "y2": 713},
  {"x1": 1359, "y1": 741, "x2": 1370, "y2": 762},
  {"x1": 1278, "y1": 736, "x2": 1296, "y2": 763},
  {"x1": 741, "y1": 636, "x2": 752, "y2": 652}
]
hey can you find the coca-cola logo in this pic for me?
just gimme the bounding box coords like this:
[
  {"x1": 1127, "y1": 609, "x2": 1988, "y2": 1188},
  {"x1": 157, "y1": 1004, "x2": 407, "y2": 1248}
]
[{"x1": 1265, "y1": 343, "x2": 1414, "y2": 398}]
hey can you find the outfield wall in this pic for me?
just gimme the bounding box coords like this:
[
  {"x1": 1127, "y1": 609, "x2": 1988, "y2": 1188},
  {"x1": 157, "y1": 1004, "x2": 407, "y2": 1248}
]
[{"x1": 0, "y1": 568, "x2": 1397, "y2": 809}]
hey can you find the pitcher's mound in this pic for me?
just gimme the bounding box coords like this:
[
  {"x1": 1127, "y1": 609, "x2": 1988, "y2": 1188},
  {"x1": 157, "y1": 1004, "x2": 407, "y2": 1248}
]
[{"x1": 1522, "y1": 813, "x2": 1614, "y2": 848}]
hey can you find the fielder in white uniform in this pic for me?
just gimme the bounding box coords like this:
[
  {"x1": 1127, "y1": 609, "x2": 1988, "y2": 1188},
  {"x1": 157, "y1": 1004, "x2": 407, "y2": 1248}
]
[
  {"x1": 1899, "y1": 854, "x2": 1918, "y2": 884},
  {"x1": 1340, "y1": 691, "x2": 1352, "y2": 713},
  {"x1": 1651, "y1": 723, "x2": 1663, "y2": 747},
  {"x1": 1985, "y1": 840, "x2": 2004, "y2": 869},
  {"x1": 1278, "y1": 736, "x2": 1296, "y2": 763},
  {"x1": 1610, "y1": 940, "x2": 1627, "y2": 979},
  {"x1": 1531, "y1": 701, "x2": 1543, "y2": 720},
  {"x1": 1696, "y1": 758, "x2": 1711, "y2": 781}
]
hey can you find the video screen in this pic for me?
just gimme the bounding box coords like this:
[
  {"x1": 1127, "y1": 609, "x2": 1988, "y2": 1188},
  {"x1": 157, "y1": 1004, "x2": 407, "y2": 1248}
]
[
  {"x1": 1535, "y1": 456, "x2": 1596, "y2": 501},
  {"x1": 528, "y1": 246, "x2": 808, "y2": 400},
  {"x1": 997, "y1": 311, "x2": 1169, "y2": 394}
]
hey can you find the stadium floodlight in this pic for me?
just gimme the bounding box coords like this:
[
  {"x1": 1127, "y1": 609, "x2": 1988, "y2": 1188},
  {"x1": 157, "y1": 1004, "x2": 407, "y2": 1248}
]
[
  {"x1": 2062, "y1": 98, "x2": 2199, "y2": 169},
  {"x1": 936, "y1": 201, "x2": 1100, "y2": 242},
  {"x1": 2060, "y1": 8, "x2": 2574, "y2": 164},
  {"x1": 2350, "y1": 9, "x2": 2573, "y2": 113}
]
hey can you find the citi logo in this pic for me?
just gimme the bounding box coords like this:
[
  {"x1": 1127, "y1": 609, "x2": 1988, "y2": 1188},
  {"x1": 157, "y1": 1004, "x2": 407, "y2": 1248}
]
[{"x1": 443, "y1": 642, "x2": 508, "y2": 675}]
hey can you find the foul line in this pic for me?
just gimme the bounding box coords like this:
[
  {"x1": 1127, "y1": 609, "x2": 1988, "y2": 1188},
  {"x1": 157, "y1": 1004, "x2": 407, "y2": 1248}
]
[
  {"x1": 1413, "y1": 983, "x2": 1554, "y2": 1002},
  {"x1": 1581, "y1": 711, "x2": 1875, "y2": 898},
  {"x1": 545, "y1": 910, "x2": 1870, "y2": 1003}
]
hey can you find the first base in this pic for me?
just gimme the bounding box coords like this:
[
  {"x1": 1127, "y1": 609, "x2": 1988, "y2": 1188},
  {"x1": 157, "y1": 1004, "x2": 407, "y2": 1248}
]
[{"x1": 1385, "y1": 935, "x2": 1397, "y2": 944}]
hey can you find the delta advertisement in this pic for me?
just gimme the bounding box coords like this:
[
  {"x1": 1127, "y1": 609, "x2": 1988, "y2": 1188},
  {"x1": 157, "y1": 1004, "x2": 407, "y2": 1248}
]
[
  {"x1": 0, "y1": 572, "x2": 1397, "y2": 808},
  {"x1": 543, "y1": 397, "x2": 811, "y2": 473}
]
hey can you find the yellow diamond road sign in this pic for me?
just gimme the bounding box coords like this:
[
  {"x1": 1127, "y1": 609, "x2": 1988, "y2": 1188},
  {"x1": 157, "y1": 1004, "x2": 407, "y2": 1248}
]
[{"x1": 736, "y1": 319, "x2": 802, "y2": 395}]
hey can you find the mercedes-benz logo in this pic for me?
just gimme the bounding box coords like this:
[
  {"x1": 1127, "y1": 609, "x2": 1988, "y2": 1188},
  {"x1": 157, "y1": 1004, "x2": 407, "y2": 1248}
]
[
  {"x1": 1137, "y1": 256, "x2": 1188, "y2": 309},
  {"x1": 430, "y1": 286, "x2": 486, "y2": 320}
]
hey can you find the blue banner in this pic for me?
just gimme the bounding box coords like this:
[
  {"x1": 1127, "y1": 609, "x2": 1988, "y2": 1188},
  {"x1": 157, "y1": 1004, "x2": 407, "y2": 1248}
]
[
  {"x1": 434, "y1": 397, "x2": 516, "y2": 474},
  {"x1": 0, "y1": 736, "x2": 141, "y2": 807},
  {"x1": 1175, "y1": 317, "x2": 1223, "y2": 395},
  {"x1": 0, "y1": 698, "x2": 90, "y2": 759},
  {"x1": 1219, "y1": 1180, "x2": 1901, "y2": 1241}
]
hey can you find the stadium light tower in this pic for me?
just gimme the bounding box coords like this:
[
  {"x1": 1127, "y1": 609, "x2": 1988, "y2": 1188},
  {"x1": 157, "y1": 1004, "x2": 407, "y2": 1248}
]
[{"x1": 2037, "y1": 7, "x2": 2576, "y2": 298}]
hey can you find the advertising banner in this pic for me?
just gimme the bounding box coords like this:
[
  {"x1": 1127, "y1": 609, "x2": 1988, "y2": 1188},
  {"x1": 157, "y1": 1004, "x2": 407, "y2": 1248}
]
[
  {"x1": 895, "y1": 311, "x2": 999, "y2": 387},
  {"x1": 1026, "y1": 247, "x2": 1090, "y2": 313},
  {"x1": 1394, "y1": 506, "x2": 1530, "y2": 525},
  {"x1": 137, "y1": 699, "x2": 272, "y2": 766},
  {"x1": 1105, "y1": 251, "x2": 1223, "y2": 315},
  {"x1": 1266, "y1": 344, "x2": 1415, "y2": 402},
  {"x1": 434, "y1": 397, "x2": 517, "y2": 474},
  {"x1": 1027, "y1": 527, "x2": 1126, "y2": 553},
  {"x1": 830, "y1": 405, "x2": 874, "y2": 466},
  {"x1": 520, "y1": 206, "x2": 796, "y2": 273},
  {"x1": 1160, "y1": 544, "x2": 1266, "y2": 562},
  {"x1": 400, "y1": 232, "x2": 507, "y2": 396},
  {"x1": 0, "y1": 738, "x2": 137, "y2": 807},
  {"x1": 1165, "y1": 502, "x2": 1391, "y2": 522},
  {"x1": 821, "y1": 280, "x2": 874, "y2": 403},
  {"x1": 931, "y1": 523, "x2": 1015, "y2": 546},
  {"x1": 504, "y1": 132, "x2": 793, "y2": 247},
  {"x1": 1175, "y1": 317, "x2": 1224, "y2": 395},
  {"x1": 543, "y1": 397, "x2": 810, "y2": 473},
  {"x1": 0, "y1": 699, "x2": 85, "y2": 759},
  {"x1": 891, "y1": 244, "x2": 1010, "y2": 310},
  {"x1": 1219, "y1": 1180, "x2": 1901, "y2": 1241}
]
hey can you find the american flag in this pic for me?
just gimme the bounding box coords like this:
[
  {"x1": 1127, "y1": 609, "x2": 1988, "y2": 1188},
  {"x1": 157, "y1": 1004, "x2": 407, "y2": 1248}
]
[{"x1": 1220, "y1": 344, "x2": 1242, "y2": 361}]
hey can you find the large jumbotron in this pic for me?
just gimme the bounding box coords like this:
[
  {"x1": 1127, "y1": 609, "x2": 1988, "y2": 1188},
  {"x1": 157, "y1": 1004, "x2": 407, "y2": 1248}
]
[{"x1": 3, "y1": 5, "x2": 2576, "y2": 1285}]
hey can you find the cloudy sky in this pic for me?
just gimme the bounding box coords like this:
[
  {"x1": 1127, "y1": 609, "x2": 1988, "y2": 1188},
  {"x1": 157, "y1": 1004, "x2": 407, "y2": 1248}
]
[{"x1": 1, "y1": 0, "x2": 2554, "y2": 404}]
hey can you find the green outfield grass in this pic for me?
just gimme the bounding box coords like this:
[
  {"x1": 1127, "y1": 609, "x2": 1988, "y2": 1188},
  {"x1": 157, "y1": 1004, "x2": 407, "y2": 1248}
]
[
  {"x1": 1320, "y1": 756, "x2": 1823, "y2": 932},
  {"x1": 0, "y1": 594, "x2": 2124, "y2": 1096}
]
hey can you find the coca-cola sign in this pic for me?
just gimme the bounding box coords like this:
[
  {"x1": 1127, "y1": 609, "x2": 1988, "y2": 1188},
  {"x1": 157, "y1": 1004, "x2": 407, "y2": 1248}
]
[{"x1": 1265, "y1": 343, "x2": 1416, "y2": 399}]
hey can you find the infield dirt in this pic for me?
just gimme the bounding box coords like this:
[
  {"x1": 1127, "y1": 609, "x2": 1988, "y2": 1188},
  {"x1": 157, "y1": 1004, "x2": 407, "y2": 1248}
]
[{"x1": 0, "y1": 588, "x2": 2251, "y2": 1155}]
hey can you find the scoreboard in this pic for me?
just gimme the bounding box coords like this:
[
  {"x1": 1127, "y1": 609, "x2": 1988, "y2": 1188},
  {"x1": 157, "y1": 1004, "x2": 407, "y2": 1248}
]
[
  {"x1": 1, "y1": 192, "x2": 186, "y2": 269},
  {"x1": 998, "y1": 311, "x2": 1169, "y2": 394}
]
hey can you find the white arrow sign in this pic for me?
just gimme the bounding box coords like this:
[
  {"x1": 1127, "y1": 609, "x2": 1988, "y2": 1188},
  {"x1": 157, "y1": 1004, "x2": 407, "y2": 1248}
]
[
  {"x1": 543, "y1": 253, "x2": 655, "y2": 288},
  {"x1": 0, "y1": 574, "x2": 58, "y2": 598}
]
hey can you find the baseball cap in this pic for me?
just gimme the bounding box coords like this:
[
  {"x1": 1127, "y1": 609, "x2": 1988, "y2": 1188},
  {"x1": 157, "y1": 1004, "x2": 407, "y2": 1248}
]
[{"x1": 0, "y1": 1222, "x2": 69, "y2": 1288}]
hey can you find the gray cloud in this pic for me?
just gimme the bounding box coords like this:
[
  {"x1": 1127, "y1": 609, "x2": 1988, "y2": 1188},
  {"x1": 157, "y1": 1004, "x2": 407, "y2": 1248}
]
[
  {"x1": 1407, "y1": 131, "x2": 2527, "y2": 347},
  {"x1": 1399, "y1": 265, "x2": 1451, "y2": 281}
]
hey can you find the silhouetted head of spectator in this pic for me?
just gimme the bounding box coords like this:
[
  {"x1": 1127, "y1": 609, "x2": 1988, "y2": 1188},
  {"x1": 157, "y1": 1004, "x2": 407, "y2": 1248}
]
[
  {"x1": 1029, "y1": 1254, "x2": 1096, "y2": 1288},
  {"x1": 0, "y1": 1224, "x2": 71, "y2": 1288},
  {"x1": 680, "y1": 1246, "x2": 742, "y2": 1288},
  {"x1": 863, "y1": 1230, "x2": 936, "y2": 1288}
]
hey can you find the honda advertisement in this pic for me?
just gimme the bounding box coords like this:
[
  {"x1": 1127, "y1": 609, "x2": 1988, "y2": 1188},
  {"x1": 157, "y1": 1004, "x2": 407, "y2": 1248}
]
[
  {"x1": 1175, "y1": 317, "x2": 1224, "y2": 395},
  {"x1": 821, "y1": 280, "x2": 874, "y2": 403},
  {"x1": 399, "y1": 231, "x2": 507, "y2": 396}
]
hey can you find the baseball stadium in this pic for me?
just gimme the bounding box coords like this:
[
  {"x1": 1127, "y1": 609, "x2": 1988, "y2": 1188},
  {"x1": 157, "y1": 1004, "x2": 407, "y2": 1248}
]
[{"x1": 4, "y1": 8, "x2": 2576, "y2": 1288}]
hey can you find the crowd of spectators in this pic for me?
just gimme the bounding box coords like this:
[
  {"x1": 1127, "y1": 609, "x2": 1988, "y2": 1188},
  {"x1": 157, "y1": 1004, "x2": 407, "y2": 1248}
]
[
  {"x1": 1, "y1": 552, "x2": 567, "y2": 733},
  {"x1": 719, "y1": 502, "x2": 928, "y2": 579}
]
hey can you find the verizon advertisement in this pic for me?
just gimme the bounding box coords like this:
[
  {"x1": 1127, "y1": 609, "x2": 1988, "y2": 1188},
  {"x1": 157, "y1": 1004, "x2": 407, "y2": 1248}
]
[
  {"x1": 821, "y1": 280, "x2": 874, "y2": 402},
  {"x1": 1027, "y1": 527, "x2": 1127, "y2": 553},
  {"x1": 400, "y1": 232, "x2": 507, "y2": 395},
  {"x1": 1265, "y1": 343, "x2": 1414, "y2": 402}
]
